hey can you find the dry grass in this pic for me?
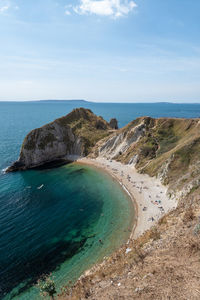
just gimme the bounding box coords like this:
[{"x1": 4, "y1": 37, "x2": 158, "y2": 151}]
[
  {"x1": 183, "y1": 207, "x2": 195, "y2": 223},
  {"x1": 57, "y1": 205, "x2": 200, "y2": 300}
]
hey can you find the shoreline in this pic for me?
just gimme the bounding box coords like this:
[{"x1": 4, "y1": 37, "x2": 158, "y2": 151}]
[
  {"x1": 76, "y1": 157, "x2": 177, "y2": 240},
  {"x1": 75, "y1": 158, "x2": 138, "y2": 240}
]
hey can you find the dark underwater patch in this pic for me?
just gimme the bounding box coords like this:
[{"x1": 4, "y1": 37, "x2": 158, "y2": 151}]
[{"x1": 0, "y1": 237, "x2": 87, "y2": 299}]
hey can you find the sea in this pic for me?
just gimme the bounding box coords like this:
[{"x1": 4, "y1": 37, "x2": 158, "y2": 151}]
[{"x1": 0, "y1": 101, "x2": 200, "y2": 299}]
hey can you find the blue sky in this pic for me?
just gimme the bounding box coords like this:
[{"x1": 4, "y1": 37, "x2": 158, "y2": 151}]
[{"x1": 0, "y1": 0, "x2": 200, "y2": 102}]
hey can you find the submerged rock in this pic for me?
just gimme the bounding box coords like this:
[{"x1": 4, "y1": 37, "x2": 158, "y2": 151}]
[{"x1": 7, "y1": 108, "x2": 111, "y2": 172}]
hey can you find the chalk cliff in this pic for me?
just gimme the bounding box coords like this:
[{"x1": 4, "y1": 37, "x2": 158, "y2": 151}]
[
  {"x1": 92, "y1": 116, "x2": 200, "y2": 201},
  {"x1": 8, "y1": 108, "x2": 200, "y2": 196},
  {"x1": 7, "y1": 108, "x2": 112, "y2": 171}
]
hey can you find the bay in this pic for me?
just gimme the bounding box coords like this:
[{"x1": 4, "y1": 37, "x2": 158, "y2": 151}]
[{"x1": 0, "y1": 100, "x2": 200, "y2": 299}]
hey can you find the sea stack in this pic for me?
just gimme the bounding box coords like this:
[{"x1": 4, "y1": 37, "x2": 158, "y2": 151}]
[{"x1": 109, "y1": 118, "x2": 118, "y2": 129}]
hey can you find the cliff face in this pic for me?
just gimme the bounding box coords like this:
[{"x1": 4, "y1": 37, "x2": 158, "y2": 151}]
[
  {"x1": 98, "y1": 119, "x2": 145, "y2": 159},
  {"x1": 7, "y1": 108, "x2": 112, "y2": 171},
  {"x1": 94, "y1": 117, "x2": 200, "y2": 200},
  {"x1": 8, "y1": 109, "x2": 200, "y2": 190},
  {"x1": 19, "y1": 122, "x2": 82, "y2": 168}
]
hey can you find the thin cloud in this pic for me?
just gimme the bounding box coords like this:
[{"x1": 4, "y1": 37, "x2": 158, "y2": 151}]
[
  {"x1": 0, "y1": 5, "x2": 9, "y2": 13},
  {"x1": 65, "y1": 4, "x2": 72, "y2": 15},
  {"x1": 65, "y1": 10, "x2": 71, "y2": 15},
  {"x1": 72, "y1": 0, "x2": 137, "y2": 18},
  {"x1": 0, "y1": 0, "x2": 18, "y2": 14}
]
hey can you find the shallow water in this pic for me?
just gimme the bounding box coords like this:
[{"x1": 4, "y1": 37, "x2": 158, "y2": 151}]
[{"x1": 0, "y1": 163, "x2": 134, "y2": 299}]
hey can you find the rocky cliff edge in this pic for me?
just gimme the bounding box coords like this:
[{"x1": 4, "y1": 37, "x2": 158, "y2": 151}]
[{"x1": 7, "y1": 108, "x2": 113, "y2": 172}]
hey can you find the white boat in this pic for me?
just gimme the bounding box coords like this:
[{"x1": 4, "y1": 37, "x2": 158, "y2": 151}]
[{"x1": 37, "y1": 184, "x2": 44, "y2": 190}]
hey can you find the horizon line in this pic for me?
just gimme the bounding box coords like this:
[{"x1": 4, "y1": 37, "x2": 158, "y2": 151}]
[{"x1": 0, "y1": 99, "x2": 200, "y2": 104}]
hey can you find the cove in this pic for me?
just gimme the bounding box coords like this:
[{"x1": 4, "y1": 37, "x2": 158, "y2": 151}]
[{"x1": 1, "y1": 163, "x2": 134, "y2": 300}]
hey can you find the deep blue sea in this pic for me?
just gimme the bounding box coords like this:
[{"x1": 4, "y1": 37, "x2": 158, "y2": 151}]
[{"x1": 0, "y1": 101, "x2": 200, "y2": 299}]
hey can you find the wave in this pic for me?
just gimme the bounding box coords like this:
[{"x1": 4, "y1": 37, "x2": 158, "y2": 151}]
[{"x1": 1, "y1": 167, "x2": 8, "y2": 174}]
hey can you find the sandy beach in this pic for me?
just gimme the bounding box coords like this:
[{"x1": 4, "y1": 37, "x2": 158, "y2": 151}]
[{"x1": 77, "y1": 157, "x2": 177, "y2": 239}]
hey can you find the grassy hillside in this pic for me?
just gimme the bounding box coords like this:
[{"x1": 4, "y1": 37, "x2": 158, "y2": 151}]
[
  {"x1": 113, "y1": 117, "x2": 200, "y2": 193},
  {"x1": 56, "y1": 108, "x2": 112, "y2": 154}
]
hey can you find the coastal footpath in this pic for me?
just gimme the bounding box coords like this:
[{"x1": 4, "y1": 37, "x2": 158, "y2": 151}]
[{"x1": 8, "y1": 108, "x2": 200, "y2": 299}]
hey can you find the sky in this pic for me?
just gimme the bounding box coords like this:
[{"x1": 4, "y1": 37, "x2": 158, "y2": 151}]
[{"x1": 0, "y1": 0, "x2": 200, "y2": 102}]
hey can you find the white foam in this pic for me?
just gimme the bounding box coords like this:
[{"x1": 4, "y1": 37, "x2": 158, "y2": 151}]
[{"x1": 1, "y1": 167, "x2": 8, "y2": 174}]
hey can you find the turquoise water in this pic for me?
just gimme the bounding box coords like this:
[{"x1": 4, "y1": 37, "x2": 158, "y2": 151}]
[
  {"x1": 0, "y1": 101, "x2": 200, "y2": 299},
  {"x1": 1, "y1": 164, "x2": 133, "y2": 299}
]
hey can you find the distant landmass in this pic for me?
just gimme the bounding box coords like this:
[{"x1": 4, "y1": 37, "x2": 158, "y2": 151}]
[{"x1": 37, "y1": 99, "x2": 89, "y2": 103}]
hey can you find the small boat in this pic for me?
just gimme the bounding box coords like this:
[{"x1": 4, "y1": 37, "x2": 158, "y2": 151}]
[{"x1": 37, "y1": 184, "x2": 44, "y2": 190}]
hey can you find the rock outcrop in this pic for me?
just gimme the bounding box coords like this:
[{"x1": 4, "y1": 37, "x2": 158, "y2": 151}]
[
  {"x1": 7, "y1": 108, "x2": 111, "y2": 172},
  {"x1": 109, "y1": 118, "x2": 118, "y2": 129},
  {"x1": 99, "y1": 121, "x2": 145, "y2": 159}
]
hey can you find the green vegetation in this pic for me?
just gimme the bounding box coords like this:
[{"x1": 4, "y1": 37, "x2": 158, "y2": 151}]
[
  {"x1": 156, "y1": 125, "x2": 179, "y2": 155},
  {"x1": 22, "y1": 130, "x2": 39, "y2": 150},
  {"x1": 38, "y1": 276, "x2": 56, "y2": 300},
  {"x1": 194, "y1": 224, "x2": 200, "y2": 235},
  {"x1": 22, "y1": 127, "x2": 57, "y2": 151},
  {"x1": 114, "y1": 117, "x2": 200, "y2": 191},
  {"x1": 56, "y1": 108, "x2": 111, "y2": 155},
  {"x1": 149, "y1": 226, "x2": 161, "y2": 241},
  {"x1": 21, "y1": 108, "x2": 112, "y2": 162},
  {"x1": 56, "y1": 108, "x2": 93, "y2": 127},
  {"x1": 189, "y1": 185, "x2": 199, "y2": 194},
  {"x1": 19, "y1": 110, "x2": 200, "y2": 194}
]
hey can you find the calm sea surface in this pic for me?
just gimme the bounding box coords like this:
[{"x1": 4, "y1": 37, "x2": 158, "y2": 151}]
[{"x1": 0, "y1": 101, "x2": 200, "y2": 299}]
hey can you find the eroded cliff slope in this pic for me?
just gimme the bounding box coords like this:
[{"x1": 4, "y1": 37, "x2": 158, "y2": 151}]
[{"x1": 92, "y1": 116, "x2": 200, "y2": 201}]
